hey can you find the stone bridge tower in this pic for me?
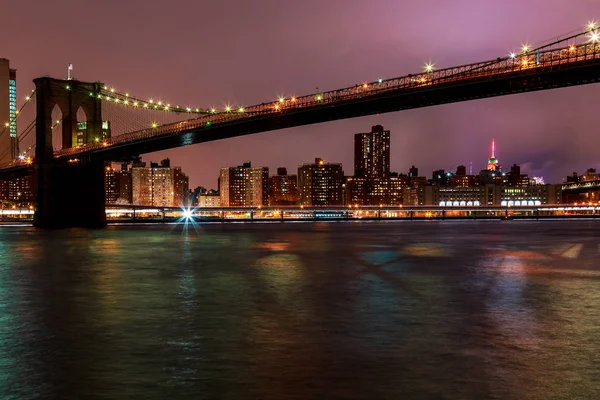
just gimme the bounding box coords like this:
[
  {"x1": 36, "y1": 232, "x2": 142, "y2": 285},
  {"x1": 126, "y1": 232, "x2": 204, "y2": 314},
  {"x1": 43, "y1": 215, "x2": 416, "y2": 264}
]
[{"x1": 33, "y1": 77, "x2": 106, "y2": 228}]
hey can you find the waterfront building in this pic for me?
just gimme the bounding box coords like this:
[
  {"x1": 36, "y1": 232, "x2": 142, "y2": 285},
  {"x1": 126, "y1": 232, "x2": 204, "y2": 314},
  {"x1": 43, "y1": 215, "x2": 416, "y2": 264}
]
[
  {"x1": 0, "y1": 59, "x2": 18, "y2": 163},
  {"x1": 368, "y1": 175, "x2": 409, "y2": 206},
  {"x1": 219, "y1": 162, "x2": 269, "y2": 207},
  {"x1": 298, "y1": 158, "x2": 344, "y2": 206},
  {"x1": 425, "y1": 184, "x2": 562, "y2": 206},
  {"x1": 173, "y1": 167, "x2": 189, "y2": 207},
  {"x1": 0, "y1": 174, "x2": 34, "y2": 202},
  {"x1": 345, "y1": 176, "x2": 368, "y2": 205},
  {"x1": 198, "y1": 193, "x2": 220, "y2": 207},
  {"x1": 105, "y1": 163, "x2": 132, "y2": 204},
  {"x1": 132, "y1": 158, "x2": 189, "y2": 207},
  {"x1": 426, "y1": 186, "x2": 484, "y2": 207},
  {"x1": 268, "y1": 167, "x2": 298, "y2": 205},
  {"x1": 354, "y1": 125, "x2": 390, "y2": 178}
]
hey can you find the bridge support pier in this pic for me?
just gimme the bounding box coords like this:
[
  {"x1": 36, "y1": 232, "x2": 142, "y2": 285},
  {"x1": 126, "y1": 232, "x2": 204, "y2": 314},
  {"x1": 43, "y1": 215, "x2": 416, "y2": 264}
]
[
  {"x1": 32, "y1": 77, "x2": 107, "y2": 229},
  {"x1": 34, "y1": 160, "x2": 106, "y2": 228}
]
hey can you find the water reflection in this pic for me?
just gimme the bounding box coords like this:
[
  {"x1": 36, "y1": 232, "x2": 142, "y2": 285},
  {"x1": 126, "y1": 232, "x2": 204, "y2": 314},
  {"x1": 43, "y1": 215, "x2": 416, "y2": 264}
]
[{"x1": 0, "y1": 222, "x2": 598, "y2": 399}]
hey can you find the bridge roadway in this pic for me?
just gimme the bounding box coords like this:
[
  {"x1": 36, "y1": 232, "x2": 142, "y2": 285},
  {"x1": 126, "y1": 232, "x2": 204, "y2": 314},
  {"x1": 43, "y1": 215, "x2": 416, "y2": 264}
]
[{"x1": 2, "y1": 39, "x2": 600, "y2": 172}]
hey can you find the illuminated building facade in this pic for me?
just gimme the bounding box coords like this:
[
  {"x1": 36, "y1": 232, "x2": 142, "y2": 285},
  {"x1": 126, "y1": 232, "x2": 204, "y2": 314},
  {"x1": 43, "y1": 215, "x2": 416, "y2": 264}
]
[
  {"x1": 426, "y1": 186, "x2": 484, "y2": 207},
  {"x1": 453, "y1": 165, "x2": 476, "y2": 187},
  {"x1": 198, "y1": 194, "x2": 220, "y2": 208},
  {"x1": 487, "y1": 139, "x2": 501, "y2": 171},
  {"x1": 219, "y1": 162, "x2": 269, "y2": 207},
  {"x1": 132, "y1": 159, "x2": 189, "y2": 207},
  {"x1": 74, "y1": 121, "x2": 112, "y2": 146},
  {"x1": 0, "y1": 175, "x2": 34, "y2": 202},
  {"x1": 345, "y1": 176, "x2": 368, "y2": 205},
  {"x1": 499, "y1": 185, "x2": 560, "y2": 206},
  {"x1": 424, "y1": 184, "x2": 561, "y2": 206},
  {"x1": 105, "y1": 163, "x2": 132, "y2": 204},
  {"x1": 0, "y1": 59, "x2": 18, "y2": 163},
  {"x1": 368, "y1": 176, "x2": 409, "y2": 206},
  {"x1": 173, "y1": 167, "x2": 189, "y2": 207},
  {"x1": 298, "y1": 158, "x2": 344, "y2": 206},
  {"x1": 268, "y1": 167, "x2": 298, "y2": 205},
  {"x1": 354, "y1": 125, "x2": 390, "y2": 178}
]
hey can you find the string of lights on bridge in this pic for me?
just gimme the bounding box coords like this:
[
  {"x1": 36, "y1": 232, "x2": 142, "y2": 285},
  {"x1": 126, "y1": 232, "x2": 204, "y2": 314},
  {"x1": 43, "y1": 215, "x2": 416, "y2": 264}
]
[
  {"x1": 1, "y1": 19, "x2": 598, "y2": 169},
  {"x1": 62, "y1": 20, "x2": 600, "y2": 131}
]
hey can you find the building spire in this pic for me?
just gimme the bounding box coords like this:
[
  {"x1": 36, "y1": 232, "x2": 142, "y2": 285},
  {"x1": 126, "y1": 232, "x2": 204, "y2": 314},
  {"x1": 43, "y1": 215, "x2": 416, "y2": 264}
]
[{"x1": 487, "y1": 139, "x2": 500, "y2": 171}]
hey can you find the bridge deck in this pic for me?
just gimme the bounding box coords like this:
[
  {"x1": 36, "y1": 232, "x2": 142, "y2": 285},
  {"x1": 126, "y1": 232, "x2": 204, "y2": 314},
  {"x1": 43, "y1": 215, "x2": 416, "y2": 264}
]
[{"x1": 2, "y1": 38, "x2": 600, "y2": 171}]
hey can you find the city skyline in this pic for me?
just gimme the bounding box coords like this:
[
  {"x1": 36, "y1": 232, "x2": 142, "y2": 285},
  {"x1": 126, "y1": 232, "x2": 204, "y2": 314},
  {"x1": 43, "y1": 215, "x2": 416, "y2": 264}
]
[{"x1": 2, "y1": 1, "x2": 600, "y2": 188}]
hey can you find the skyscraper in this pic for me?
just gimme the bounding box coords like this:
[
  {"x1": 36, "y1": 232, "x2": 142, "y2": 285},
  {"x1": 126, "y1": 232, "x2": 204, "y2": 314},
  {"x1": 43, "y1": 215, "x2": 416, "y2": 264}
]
[
  {"x1": 487, "y1": 139, "x2": 501, "y2": 171},
  {"x1": 298, "y1": 158, "x2": 344, "y2": 206},
  {"x1": 219, "y1": 162, "x2": 269, "y2": 207},
  {"x1": 0, "y1": 59, "x2": 18, "y2": 163},
  {"x1": 354, "y1": 125, "x2": 390, "y2": 179}
]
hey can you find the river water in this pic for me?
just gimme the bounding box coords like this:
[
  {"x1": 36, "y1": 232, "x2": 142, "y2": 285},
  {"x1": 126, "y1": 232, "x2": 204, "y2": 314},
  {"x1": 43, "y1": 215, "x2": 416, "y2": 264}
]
[{"x1": 0, "y1": 221, "x2": 599, "y2": 399}]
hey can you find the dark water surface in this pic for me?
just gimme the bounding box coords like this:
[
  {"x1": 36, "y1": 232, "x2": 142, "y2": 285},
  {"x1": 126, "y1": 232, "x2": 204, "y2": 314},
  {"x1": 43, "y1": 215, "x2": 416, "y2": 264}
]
[{"x1": 1, "y1": 221, "x2": 599, "y2": 399}]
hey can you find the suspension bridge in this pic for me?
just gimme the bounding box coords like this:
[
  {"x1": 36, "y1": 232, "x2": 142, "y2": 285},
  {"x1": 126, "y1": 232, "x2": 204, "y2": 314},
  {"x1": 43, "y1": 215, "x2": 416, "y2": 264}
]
[{"x1": 1, "y1": 24, "x2": 600, "y2": 228}]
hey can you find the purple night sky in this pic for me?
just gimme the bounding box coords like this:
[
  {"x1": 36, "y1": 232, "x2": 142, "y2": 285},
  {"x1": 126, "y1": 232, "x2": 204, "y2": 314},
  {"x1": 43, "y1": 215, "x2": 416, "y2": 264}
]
[{"x1": 2, "y1": 0, "x2": 600, "y2": 188}]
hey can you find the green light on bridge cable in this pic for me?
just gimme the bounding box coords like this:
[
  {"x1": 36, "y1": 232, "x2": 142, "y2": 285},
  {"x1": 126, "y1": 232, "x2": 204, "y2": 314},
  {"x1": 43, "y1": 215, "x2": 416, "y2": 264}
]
[{"x1": 206, "y1": 121, "x2": 211, "y2": 126}]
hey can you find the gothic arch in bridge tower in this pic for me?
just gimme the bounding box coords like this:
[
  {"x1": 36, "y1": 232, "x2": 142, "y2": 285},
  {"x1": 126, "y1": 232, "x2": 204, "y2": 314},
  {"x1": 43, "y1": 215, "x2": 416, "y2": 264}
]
[
  {"x1": 33, "y1": 78, "x2": 104, "y2": 157},
  {"x1": 50, "y1": 104, "x2": 63, "y2": 151}
]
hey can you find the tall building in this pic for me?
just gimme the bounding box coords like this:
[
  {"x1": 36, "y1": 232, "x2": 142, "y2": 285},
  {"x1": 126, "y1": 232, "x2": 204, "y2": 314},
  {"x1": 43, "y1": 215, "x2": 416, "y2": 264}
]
[
  {"x1": 487, "y1": 139, "x2": 501, "y2": 171},
  {"x1": 268, "y1": 167, "x2": 298, "y2": 205},
  {"x1": 354, "y1": 125, "x2": 390, "y2": 178},
  {"x1": 132, "y1": 159, "x2": 189, "y2": 207},
  {"x1": 105, "y1": 163, "x2": 133, "y2": 204},
  {"x1": 219, "y1": 162, "x2": 269, "y2": 207},
  {"x1": 298, "y1": 158, "x2": 344, "y2": 206},
  {"x1": 173, "y1": 167, "x2": 189, "y2": 207},
  {"x1": 0, "y1": 59, "x2": 18, "y2": 163}
]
